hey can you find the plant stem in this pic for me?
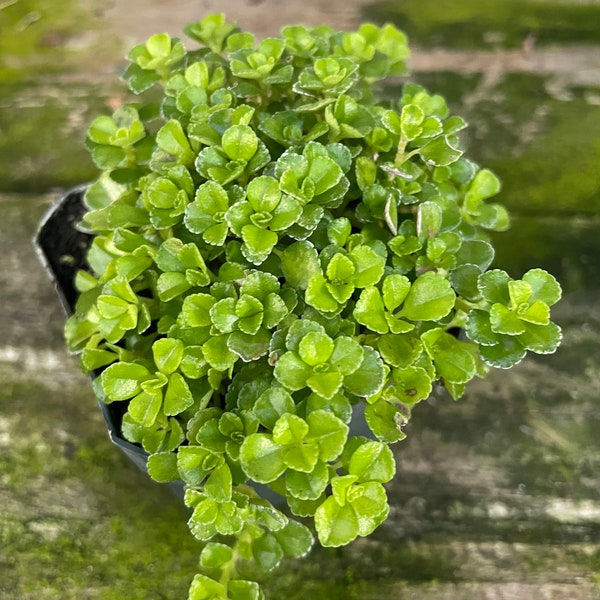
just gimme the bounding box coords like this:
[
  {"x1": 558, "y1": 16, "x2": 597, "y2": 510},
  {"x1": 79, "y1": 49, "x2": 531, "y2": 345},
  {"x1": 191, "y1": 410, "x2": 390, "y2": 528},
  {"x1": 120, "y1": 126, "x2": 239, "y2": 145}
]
[
  {"x1": 394, "y1": 135, "x2": 420, "y2": 167},
  {"x1": 219, "y1": 543, "x2": 239, "y2": 590}
]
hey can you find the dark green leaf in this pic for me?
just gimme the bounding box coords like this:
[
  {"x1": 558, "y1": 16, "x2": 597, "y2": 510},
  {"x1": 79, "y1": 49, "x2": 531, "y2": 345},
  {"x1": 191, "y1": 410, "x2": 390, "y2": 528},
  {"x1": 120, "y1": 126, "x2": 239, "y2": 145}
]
[
  {"x1": 478, "y1": 269, "x2": 511, "y2": 304},
  {"x1": 449, "y1": 264, "x2": 482, "y2": 300},
  {"x1": 455, "y1": 240, "x2": 494, "y2": 271},
  {"x1": 480, "y1": 337, "x2": 527, "y2": 369},
  {"x1": 272, "y1": 520, "x2": 314, "y2": 558},
  {"x1": 252, "y1": 533, "x2": 284, "y2": 573}
]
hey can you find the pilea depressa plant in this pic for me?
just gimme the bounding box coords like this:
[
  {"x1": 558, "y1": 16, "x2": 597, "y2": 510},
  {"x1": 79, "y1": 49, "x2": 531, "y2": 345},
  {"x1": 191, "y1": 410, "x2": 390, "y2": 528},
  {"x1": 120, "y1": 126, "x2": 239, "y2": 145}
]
[{"x1": 63, "y1": 13, "x2": 563, "y2": 600}]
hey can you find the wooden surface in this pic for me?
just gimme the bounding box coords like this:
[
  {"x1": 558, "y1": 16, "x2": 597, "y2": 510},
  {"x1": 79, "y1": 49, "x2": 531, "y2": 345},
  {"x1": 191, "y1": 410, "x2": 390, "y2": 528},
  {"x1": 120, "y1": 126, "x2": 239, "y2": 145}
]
[{"x1": 1, "y1": 1, "x2": 599, "y2": 598}]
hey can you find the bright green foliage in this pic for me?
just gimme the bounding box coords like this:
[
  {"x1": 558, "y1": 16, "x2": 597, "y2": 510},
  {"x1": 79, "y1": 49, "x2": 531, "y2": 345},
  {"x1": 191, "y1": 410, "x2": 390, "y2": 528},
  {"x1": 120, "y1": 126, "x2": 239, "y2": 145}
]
[
  {"x1": 465, "y1": 269, "x2": 562, "y2": 368},
  {"x1": 305, "y1": 244, "x2": 386, "y2": 316},
  {"x1": 274, "y1": 142, "x2": 351, "y2": 209},
  {"x1": 140, "y1": 166, "x2": 195, "y2": 229},
  {"x1": 225, "y1": 175, "x2": 303, "y2": 264},
  {"x1": 64, "y1": 13, "x2": 563, "y2": 600},
  {"x1": 354, "y1": 271, "x2": 455, "y2": 333},
  {"x1": 273, "y1": 321, "x2": 385, "y2": 399},
  {"x1": 239, "y1": 409, "x2": 348, "y2": 481},
  {"x1": 185, "y1": 180, "x2": 232, "y2": 245},
  {"x1": 101, "y1": 337, "x2": 195, "y2": 428},
  {"x1": 124, "y1": 32, "x2": 186, "y2": 92},
  {"x1": 314, "y1": 441, "x2": 395, "y2": 546}
]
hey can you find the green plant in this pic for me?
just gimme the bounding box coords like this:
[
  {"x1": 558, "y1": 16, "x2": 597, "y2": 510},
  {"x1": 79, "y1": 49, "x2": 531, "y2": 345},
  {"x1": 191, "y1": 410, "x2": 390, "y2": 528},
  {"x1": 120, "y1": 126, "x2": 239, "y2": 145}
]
[{"x1": 64, "y1": 14, "x2": 562, "y2": 599}]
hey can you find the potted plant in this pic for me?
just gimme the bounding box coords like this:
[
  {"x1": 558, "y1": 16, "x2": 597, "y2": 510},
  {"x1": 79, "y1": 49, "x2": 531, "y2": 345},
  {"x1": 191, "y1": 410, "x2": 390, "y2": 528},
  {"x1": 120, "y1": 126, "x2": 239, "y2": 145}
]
[{"x1": 39, "y1": 13, "x2": 563, "y2": 600}]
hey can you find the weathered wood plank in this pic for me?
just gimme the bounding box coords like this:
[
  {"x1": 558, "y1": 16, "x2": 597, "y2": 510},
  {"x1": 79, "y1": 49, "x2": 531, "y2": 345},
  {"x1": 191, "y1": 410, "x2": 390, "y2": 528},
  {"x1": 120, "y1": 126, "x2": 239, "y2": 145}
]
[{"x1": 1, "y1": 0, "x2": 600, "y2": 597}]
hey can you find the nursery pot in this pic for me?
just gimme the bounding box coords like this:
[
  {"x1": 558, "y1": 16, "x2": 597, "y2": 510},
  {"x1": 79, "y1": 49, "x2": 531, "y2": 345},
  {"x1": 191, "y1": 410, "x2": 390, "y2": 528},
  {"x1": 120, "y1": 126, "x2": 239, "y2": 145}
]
[
  {"x1": 35, "y1": 186, "x2": 185, "y2": 496},
  {"x1": 35, "y1": 187, "x2": 375, "y2": 502}
]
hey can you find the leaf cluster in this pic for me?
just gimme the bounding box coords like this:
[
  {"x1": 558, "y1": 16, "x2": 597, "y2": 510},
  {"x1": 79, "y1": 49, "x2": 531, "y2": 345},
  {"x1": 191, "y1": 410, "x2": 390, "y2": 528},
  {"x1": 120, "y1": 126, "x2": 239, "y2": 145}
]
[{"x1": 64, "y1": 14, "x2": 562, "y2": 600}]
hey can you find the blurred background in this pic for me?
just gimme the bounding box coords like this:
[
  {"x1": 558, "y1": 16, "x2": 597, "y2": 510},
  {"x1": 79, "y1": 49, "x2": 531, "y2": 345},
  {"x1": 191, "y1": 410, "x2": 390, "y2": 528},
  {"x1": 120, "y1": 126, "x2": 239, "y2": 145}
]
[{"x1": 1, "y1": 1, "x2": 599, "y2": 598}]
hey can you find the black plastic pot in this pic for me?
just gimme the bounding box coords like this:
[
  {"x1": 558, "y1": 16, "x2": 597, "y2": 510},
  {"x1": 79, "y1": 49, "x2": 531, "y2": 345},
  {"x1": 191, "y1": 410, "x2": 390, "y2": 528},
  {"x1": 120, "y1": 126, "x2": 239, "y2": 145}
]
[
  {"x1": 35, "y1": 187, "x2": 377, "y2": 504},
  {"x1": 35, "y1": 187, "x2": 184, "y2": 498}
]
